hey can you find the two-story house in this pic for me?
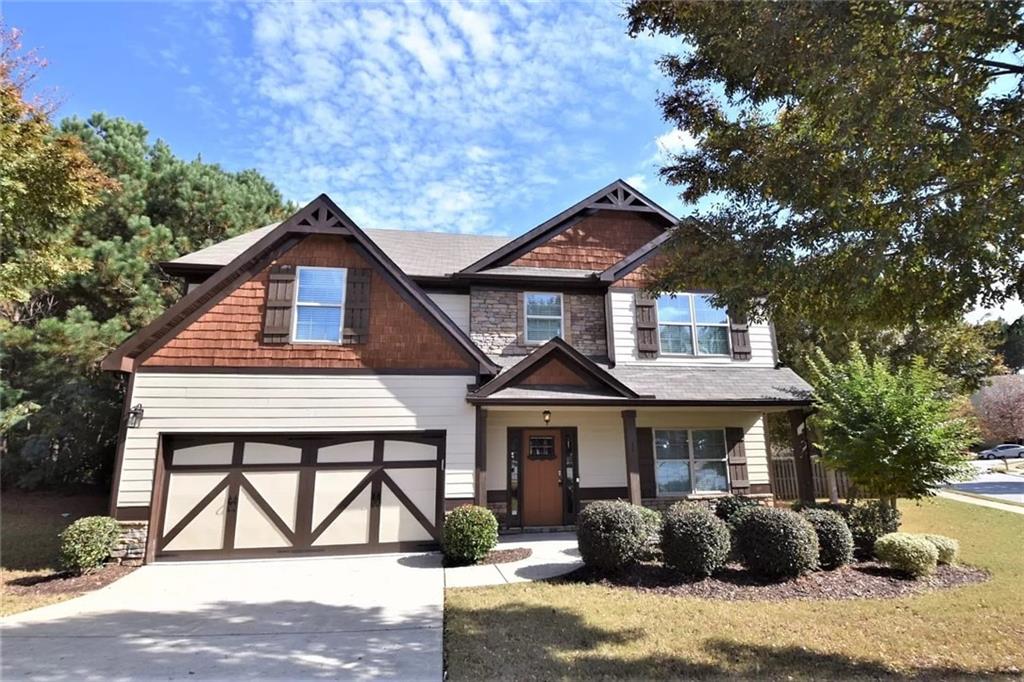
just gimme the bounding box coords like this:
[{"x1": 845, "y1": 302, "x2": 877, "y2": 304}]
[{"x1": 102, "y1": 180, "x2": 812, "y2": 562}]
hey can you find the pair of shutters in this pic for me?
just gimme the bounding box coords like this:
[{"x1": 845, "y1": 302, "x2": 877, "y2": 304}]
[
  {"x1": 636, "y1": 426, "x2": 750, "y2": 498},
  {"x1": 634, "y1": 292, "x2": 751, "y2": 360},
  {"x1": 262, "y1": 265, "x2": 372, "y2": 345}
]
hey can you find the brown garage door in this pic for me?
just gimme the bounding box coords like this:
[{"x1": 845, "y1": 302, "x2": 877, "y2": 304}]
[{"x1": 154, "y1": 432, "x2": 444, "y2": 560}]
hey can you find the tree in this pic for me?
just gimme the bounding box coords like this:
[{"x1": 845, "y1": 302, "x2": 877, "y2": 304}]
[
  {"x1": 997, "y1": 316, "x2": 1024, "y2": 372},
  {"x1": 0, "y1": 27, "x2": 116, "y2": 450},
  {"x1": 807, "y1": 346, "x2": 977, "y2": 507},
  {"x1": 973, "y1": 377, "x2": 1024, "y2": 444},
  {"x1": 627, "y1": 1, "x2": 1024, "y2": 331},
  {"x1": 0, "y1": 46, "x2": 291, "y2": 487}
]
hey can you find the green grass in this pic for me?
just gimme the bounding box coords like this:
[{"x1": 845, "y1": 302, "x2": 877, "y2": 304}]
[
  {"x1": 445, "y1": 498, "x2": 1024, "y2": 680},
  {"x1": 1, "y1": 490, "x2": 108, "y2": 615}
]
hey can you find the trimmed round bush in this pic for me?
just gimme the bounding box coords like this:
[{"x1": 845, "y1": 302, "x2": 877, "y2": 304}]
[
  {"x1": 847, "y1": 501, "x2": 901, "y2": 559},
  {"x1": 801, "y1": 508, "x2": 854, "y2": 570},
  {"x1": 576, "y1": 500, "x2": 648, "y2": 573},
  {"x1": 734, "y1": 507, "x2": 819, "y2": 578},
  {"x1": 713, "y1": 495, "x2": 761, "y2": 524},
  {"x1": 636, "y1": 505, "x2": 663, "y2": 561},
  {"x1": 442, "y1": 505, "x2": 498, "y2": 565},
  {"x1": 874, "y1": 532, "x2": 939, "y2": 578},
  {"x1": 59, "y1": 516, "x2": 121, "y2": 574},
  {"x1": 921, "y1": 534, "x2": 959, "y2": 565},
  {"x1": 661, "y1": 503, "x2": 731, "y2": 577}
]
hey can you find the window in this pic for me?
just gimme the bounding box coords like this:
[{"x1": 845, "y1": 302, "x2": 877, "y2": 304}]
[
  {"x1": 653, "y1": 428, "x2": 730, "y2": 495},
  {"x1": 524, "y1": 292, "x2": 563, "y2": 343},
  {"x1": 293, "y1": 266, "x2": 346, "y2": 343},
  {"x1": 656, "y1": 294, "x2": 730, "y2": 356}
]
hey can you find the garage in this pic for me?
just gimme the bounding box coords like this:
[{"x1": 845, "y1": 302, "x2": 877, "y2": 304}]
[{"x1": 153, "y1": 432, "x2": 445, "y2": 560}]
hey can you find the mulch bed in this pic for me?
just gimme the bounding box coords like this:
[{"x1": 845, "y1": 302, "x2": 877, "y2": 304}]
[
  {"x1": 559, "y1": 561, "x2": 989, "y2": 602},
  {"x1": 4, "y1": 563, "x2": 138, "y2": 599},
  {"x1": 479, "y1": 547, "x2": 533, "y2": 565}
]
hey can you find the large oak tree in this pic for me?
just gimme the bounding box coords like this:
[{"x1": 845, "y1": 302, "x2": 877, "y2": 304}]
[{"x1": 627, "y1": 1, "x2": 1023, "y2": 331}]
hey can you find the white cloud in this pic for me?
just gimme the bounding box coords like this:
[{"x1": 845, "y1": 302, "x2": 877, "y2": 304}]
[
  {"x1": 625, "y1": 174, "x2": 648, "y2": 192},
  {"x1": 198, "y1": 1, "x2": 672, "y2": 233},
  {"x1": 655, "y1": 128, "x2": 698, "y2": 161}
]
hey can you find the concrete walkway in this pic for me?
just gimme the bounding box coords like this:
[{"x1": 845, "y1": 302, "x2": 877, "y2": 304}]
[
  {"x1": 445, "y1": 532, "x2": 580, "y2": 588},
  {"x1": 1, "y1": 553, "x2": 444, "y2": 680},
  {"x1": 937, "y1": 489, "x2": 1024, "y2": 516}
]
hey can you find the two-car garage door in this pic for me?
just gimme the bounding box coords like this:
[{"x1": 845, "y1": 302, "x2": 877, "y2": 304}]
[{"x1": 154, "y1": 432, "x2": 444, "y2": 560}]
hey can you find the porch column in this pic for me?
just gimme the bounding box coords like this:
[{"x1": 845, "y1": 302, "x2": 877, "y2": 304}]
[
  {"x1": 621, "y1": 409, "x2": 641, "y2": 505},
  {"x1": 787, "y1": 409, "x2": 816, "y2": 505},
  {"x1": 474, "y1": 406, "x2": 487, "y2": 507}
]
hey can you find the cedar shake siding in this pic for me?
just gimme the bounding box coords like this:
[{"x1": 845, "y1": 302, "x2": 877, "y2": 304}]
[
  {"x1": 509, "y1": 212, "x2": 664, "y2": 271},
  {"x1": 143, "y1": 234, "x2": 475, "y2": 370},
  {"x1": 519, "y1": 357, "x2": 598, "y2": 387}
]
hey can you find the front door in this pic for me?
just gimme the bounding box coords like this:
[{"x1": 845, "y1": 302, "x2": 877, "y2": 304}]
[{"x1": 522, "y1": 430, "x2": 563, "y2": 526}]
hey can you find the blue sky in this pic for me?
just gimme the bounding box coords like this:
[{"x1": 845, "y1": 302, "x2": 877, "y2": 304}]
[{"x1": 8, "y1": 1, "x2": 694, "y2": 236}]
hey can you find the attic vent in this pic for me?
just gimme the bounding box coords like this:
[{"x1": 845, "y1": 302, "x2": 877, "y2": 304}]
[{"x1": 296, "y1": 206, "x2": 344, "y2": 231}]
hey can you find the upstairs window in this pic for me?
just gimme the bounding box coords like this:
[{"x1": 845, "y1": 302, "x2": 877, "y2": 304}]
[
  {"x1": 656, "y1": 294, "x2": 730, "y2": 356},
  {"x1": 524, "y1": 292, "x2": 563, "y2": 343},
  {"x1": 293, "y1": 266, "x2": 346, "y2": 343}
]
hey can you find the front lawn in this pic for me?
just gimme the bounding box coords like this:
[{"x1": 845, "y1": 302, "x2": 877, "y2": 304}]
[
  {"x1": 0, "y1": 490, "x2": 128, "y2": 616},
  {"x1": 445, "y1": 498, "x2": 1024, "y2": 679}
]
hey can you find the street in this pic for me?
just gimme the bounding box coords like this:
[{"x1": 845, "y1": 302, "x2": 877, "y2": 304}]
[{"x1": 947, "y1": 459, "x2": 1024, "y2": 505}]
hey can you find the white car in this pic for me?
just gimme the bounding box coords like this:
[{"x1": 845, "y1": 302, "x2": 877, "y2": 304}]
[{"x1": 978, "y1": 444, "x2": 1024, "y2": 459}]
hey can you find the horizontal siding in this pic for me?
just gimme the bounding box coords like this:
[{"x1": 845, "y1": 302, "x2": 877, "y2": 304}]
[
  {"x1": 610, "y1": 291, "x2": 775, "y2": 368},
  {"x1": 116, "y1": 373, "x2": 476, "y2": 507},
  {"x1": 427, "y1": 293, "x2": 470, "y2": 333}
]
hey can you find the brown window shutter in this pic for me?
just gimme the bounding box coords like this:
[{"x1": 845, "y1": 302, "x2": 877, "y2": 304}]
[
  {"x1": 637, "y1": 427, "x2": 656, "y2": 499},
  {"x1": 726, "y1": 427, "x2": 750, "y2": 493},
  {"x1": 342, "y1": 268, "x2": 371, "y2": 344},
  {"x1": 728, "y1": 312, "x2": 752, "y2": 360},
  {"x1": 634, "y1": 292, "x2": 659, "y2": 359},
  {"x1": 262, "y1": 264, "x2": 295, "y2": 344}
]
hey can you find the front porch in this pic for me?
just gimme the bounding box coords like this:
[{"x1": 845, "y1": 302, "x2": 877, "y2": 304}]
[{"x1": 473, "y1": 405, "x2": 796, "y2": 529}]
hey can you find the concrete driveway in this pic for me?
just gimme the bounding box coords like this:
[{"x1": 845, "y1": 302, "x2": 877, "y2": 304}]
[{"x1": 1, "y1": 553, "x2": 444, "y2": 680}]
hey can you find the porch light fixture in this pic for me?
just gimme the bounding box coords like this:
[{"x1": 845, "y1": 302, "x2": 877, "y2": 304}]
[
  {"x1": 542, "y1": 410, "x2": 551, "y2": 424},
  {"x1": 127, "y1": 403, "x2": 144, "y2": 429}
]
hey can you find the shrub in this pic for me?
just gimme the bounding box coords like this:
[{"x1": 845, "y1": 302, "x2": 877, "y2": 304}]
[
  {"x1": 576, "y1": 500, "x2": 648, "y2": 572},
  {"x1": 847, "y1": 501, "x2": 901, "y2": 559},
  {"x1": 59, "y1": 516, "x2": 121, "y2": 574},
  {"x1": 661, "y1": 503, "x2": 731, "y2": 577},
  {"x1": 734, "y1": 507, "x2": 819, "y2": 578},
  {"x1": 713, "y1": 495, "x2": 761, "y2": 524},
  {"x1": 442, "y1": 505, "x2": 498, "y2": 565},
  {"x1": 797, "y1": 500, "x2": 901, "y2": 559},
  {"x1": 874, "y1": 532, "x2": 939, "y2": 578},
  {"x1": 800, "y1": 508, "x2": 854, "y2": 570},
  {"x1": 636, "y1": 505, "x2": 663, "y2": 561},
  {"x1": 921, "y1": 534, "x2": 959, "y2": 565}
]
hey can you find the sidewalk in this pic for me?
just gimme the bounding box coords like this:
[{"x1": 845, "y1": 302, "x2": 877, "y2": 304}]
[
  {"x1": 937, "y1": 489, "x2": 1024, "y2": 516},
  {"x1": 445, "y1": 532, "x2": 580, "y2": 588}
]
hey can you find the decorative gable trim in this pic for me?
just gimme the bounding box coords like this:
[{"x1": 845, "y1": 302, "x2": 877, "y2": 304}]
[
  {"x1": 459, "y1": 179, "x2": 676, "y2": 274},
  {"x1": 470, "y1": 337, "x2": 639, "y2": 399},
  {"x1": 102, "y1": 195, "x2": 500, "y2": 375}
]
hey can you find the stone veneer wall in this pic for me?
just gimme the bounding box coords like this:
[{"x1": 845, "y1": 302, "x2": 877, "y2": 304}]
[
  {"x1": 111, "y1": 522, "x2": 147, "y2": 563},
  {"x1": 469, "y1": 287, "x2": 607, "y2": 357}
]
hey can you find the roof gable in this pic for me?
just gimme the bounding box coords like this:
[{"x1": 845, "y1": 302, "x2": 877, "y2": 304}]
[
  {"x1": 471, "y1": 338, "x2": 638, "y2": 399},
  {"x1": 459, "y1": 179, "x2": 677, "y2": 274},
  {"x1": 102, "y1": 195, "x2": 500, "y2": 374}
]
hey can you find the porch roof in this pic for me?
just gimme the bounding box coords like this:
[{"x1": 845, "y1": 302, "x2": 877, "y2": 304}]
[{"x1": 469, "y1": 361, "x2": 813, "y2": 407}]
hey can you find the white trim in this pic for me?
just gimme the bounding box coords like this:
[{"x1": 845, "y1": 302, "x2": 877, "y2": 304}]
[
  {"x1": 523, "y1": 291, "x2": 564, "y2": 345},
  {"x1": 652, "y1": 427, "x2": 730, "y2": 496},
  {"x1": 656, "y1": 293, "x2": 732, "y2": 357},
  {"x1": 291, "y1": 266, "x2": 347, "y2": 344}
]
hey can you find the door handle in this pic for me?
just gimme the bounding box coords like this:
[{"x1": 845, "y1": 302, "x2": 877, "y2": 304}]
[
  {"x1": 557, "y1": 470, "x2": 563, "y2": 486},
  {"x1": 226, "y1": 496, "x2": 238, "y2": 513}
]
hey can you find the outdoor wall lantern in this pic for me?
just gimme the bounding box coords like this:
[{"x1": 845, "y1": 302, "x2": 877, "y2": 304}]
[
  {"x1": 127, "y1": 403, "x2": 144, "y2": 428},
  {"x1": 542, "y1": 409, "x2": 551, "y2": 424}
]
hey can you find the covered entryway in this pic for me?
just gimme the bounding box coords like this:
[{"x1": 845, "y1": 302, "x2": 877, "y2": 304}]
[{"x1": 154, "y1": 432, "x2": 444, "y2": 560}]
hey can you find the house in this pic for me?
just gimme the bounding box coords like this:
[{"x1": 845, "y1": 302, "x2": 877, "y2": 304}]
[{"x1": 102, "y1": 180, "x2": 813, "y2": 562}]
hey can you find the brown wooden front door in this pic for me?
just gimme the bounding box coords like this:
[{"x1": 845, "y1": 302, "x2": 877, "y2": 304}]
[{"x1": 522, "y1": 430, "x2": 564, "y2": 526}]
